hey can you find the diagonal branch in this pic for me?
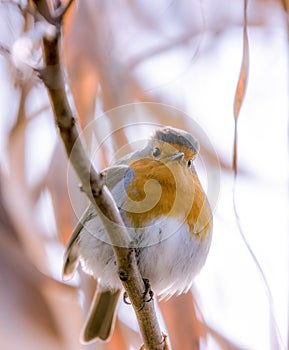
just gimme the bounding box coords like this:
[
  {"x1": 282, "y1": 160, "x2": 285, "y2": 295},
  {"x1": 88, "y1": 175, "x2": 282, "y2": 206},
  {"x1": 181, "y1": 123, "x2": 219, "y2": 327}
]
[{"x1": 32, "y1": 1, "x2": 165, "y2": 349}]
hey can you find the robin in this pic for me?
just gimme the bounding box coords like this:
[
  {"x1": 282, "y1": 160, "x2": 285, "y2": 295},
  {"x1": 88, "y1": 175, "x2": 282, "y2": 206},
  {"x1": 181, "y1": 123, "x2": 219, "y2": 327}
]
[{"x1": 62, "y1": 126, "x2": 213, "y2": 343}]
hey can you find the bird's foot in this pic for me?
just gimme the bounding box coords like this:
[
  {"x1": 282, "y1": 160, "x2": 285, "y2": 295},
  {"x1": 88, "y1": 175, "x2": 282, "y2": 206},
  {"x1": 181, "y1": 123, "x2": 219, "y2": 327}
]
[
  {"x1": 122, "y1": 278, "x2": 154, "y2": 310},
  {"x1": 138, "y1": 278, "x2": 154, "y2": 311}
]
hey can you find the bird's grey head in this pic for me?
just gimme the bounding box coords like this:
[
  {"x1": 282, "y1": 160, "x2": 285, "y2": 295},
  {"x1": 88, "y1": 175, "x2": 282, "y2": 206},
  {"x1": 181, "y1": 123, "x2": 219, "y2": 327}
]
[{"x1": 152, "y1": 126, "x2": 200, "y2": 154}]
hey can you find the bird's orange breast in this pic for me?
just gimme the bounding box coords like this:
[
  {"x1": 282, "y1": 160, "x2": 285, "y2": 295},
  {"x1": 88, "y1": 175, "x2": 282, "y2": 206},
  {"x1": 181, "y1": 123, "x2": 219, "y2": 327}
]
[{"x1": 123, "y1": 157, "x2": 212, "y2": 241}]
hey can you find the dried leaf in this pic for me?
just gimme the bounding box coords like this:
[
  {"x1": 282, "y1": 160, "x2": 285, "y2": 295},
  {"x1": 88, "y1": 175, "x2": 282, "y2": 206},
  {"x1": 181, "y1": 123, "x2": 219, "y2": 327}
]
[
  {"x1": 231, "y1": 4, "x2": 284, "y2": 347},
  {"x1": 233, "y1": 0, "x2": 249, "y2": 175}
]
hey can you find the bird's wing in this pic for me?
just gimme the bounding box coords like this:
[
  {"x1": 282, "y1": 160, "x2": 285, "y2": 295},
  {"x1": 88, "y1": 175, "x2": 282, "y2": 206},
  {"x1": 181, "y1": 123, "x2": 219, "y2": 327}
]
[
  {"x1": 102, "y1": 164, "x2": 130, "y2": 191},
  {"x1": 62, "y1": 164, "x2": 131, "y2": 281}
]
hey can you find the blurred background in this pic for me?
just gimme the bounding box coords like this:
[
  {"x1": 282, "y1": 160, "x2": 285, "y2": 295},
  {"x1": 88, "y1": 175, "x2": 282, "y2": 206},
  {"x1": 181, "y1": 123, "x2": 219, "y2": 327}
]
[{"x1": 0, "y1": 0, "x2": 288, "y2": 349}]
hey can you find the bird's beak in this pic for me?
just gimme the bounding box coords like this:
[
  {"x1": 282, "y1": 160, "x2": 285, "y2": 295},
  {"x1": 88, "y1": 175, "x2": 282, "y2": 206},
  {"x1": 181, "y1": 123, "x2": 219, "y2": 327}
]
[{"x1": 169, "y1": 152, "x2": 185, "y2": 161}]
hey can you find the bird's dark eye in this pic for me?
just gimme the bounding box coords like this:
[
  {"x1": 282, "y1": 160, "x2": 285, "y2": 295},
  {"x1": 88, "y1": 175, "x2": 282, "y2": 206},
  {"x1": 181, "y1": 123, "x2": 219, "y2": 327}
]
[
  {"x1": 152, "y1": 147, "x2": 161, "y2": 157},
  {"x1": 187, "y1": 159, "x2": 193, "y2": 168}
]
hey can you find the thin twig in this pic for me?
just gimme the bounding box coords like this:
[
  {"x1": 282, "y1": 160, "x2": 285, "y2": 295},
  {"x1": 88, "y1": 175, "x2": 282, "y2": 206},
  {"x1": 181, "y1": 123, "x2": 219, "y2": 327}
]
[{"x1": 32, "y1": 1, "x2": 165, "y2": 348}]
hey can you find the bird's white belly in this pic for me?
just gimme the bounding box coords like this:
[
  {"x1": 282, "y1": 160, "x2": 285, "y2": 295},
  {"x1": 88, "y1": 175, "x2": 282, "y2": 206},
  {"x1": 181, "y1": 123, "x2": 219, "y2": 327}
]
[{"x1": 78, "y1": 216, "x2": 211, "y2": 298}]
